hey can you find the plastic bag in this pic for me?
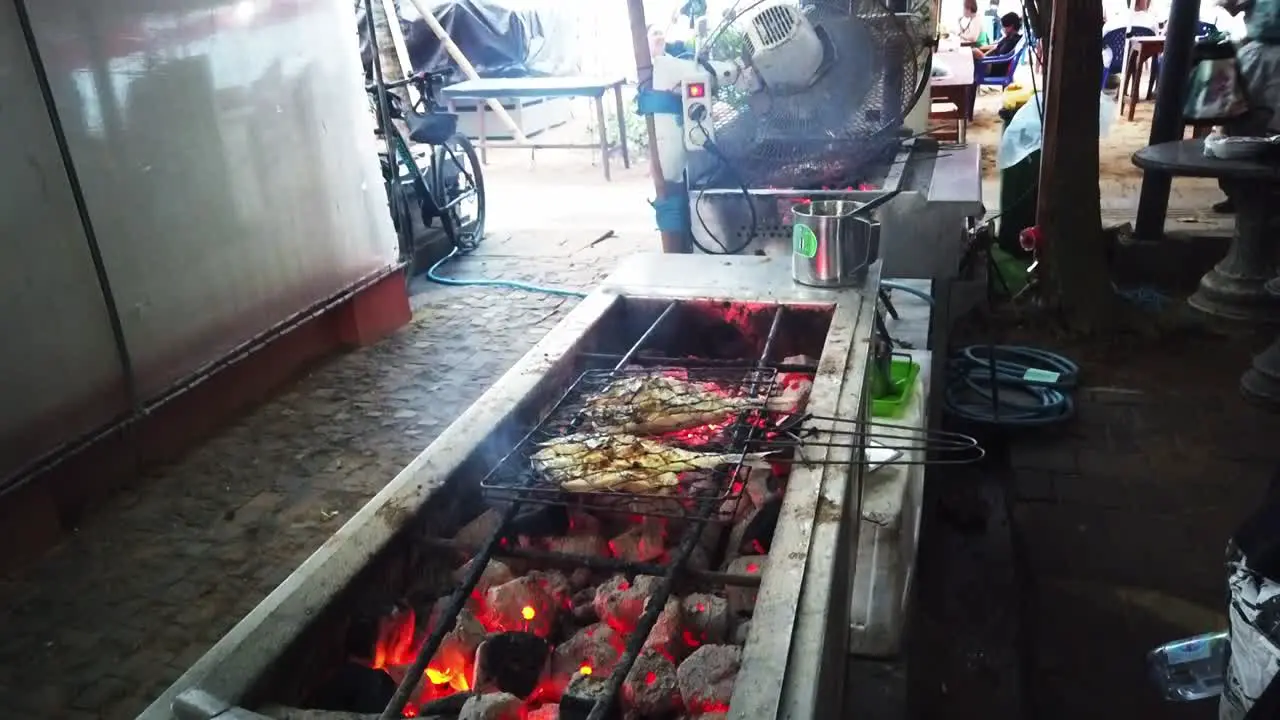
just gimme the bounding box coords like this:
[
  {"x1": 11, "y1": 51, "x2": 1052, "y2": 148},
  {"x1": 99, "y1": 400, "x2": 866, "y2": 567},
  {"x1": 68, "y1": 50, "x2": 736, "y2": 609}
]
[{"x1": 996, "y1": 91, "x2": 1118, "y2": 171}]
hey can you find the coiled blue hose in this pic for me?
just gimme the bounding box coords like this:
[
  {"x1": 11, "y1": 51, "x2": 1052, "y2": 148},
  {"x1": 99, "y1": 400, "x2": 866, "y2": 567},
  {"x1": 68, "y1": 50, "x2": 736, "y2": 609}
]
[
  {"x1": 943, "y1": 345, "x2": 1079, "y2": 426},
  {"x1": 427, "y1": 247, "x2": 588, "y2": 298}
]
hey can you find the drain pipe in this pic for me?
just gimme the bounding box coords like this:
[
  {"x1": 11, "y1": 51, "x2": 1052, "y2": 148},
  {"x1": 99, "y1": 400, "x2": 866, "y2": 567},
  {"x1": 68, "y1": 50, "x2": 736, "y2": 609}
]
[{"x1": 1133, "y1": 0, "x2": 1201, "y2": 239}]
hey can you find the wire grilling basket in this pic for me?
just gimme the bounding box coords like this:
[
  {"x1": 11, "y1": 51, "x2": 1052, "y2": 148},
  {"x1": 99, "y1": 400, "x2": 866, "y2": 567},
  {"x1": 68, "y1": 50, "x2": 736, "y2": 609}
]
[
  {"x1": 480, "y1": 365, "x2": 982, "y2": 522},
  {"x1": 479, "y1": 366, "x2": 779, "y2": 522}
]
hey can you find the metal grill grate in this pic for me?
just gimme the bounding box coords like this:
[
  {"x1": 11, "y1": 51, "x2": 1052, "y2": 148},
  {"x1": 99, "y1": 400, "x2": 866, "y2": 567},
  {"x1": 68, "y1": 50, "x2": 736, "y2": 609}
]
[{"x1": 480, "y1": 366, "x2": 779, "y2": 521}]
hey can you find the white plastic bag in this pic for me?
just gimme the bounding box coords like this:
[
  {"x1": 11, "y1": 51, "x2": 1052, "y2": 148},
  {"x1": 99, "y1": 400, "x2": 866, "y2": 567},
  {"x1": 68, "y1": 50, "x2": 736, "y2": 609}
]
[
  {"x1": 1220, "y1": 555, "x2": 1280, "y2": 720},
  {"x1": 996, "y1": 91, "x2": 1118, "y2": 170}
]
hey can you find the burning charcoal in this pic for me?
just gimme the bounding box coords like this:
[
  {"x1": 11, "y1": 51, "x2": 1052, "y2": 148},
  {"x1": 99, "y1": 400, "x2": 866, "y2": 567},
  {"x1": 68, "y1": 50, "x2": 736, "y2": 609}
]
[
  {"x1": 742, "y1": 466, "x2": 773, "y2": 513},
  {"x1": 686, "y1": 544, "x2": 711, "y2": 573},
  {"x1": 608, "y1": 521, "x2": 666, "y2": 563},
  {"x1": 527, "y1": 704, "x2": 561, "y2": 720},
  {"x1": 723, "y1": 556, "x2": 766, "y2": 616},
  {"x1": 459, "y1": 691, "x2": 524, "y2": 720},
  {"x1": 676, "y1": 645, "x2": 741, "y2": 716},
  {"x1": 545, "y1": 534, "x2": 609, "y2": 559},
  {"x1": 681, "y1": 594, "x2": 729, "y2": 645},
  {"x1": 643, "y1": 598, "x2": 690, "y2": 662},
  {"x1": 593, "y1": 575, "x2": 662, "y2": 632},
  {"x1": 511, "y1": 504, "x2": 570, "y2": 538},
  {"x1": 567, "y1": 511, "x2": 602, "y2": 537},
  {"x1": 550, "y1": 623, "x2": 623, "y2": 697},
  {"x1": 568, "y1": 568, "x2": 596, "y2": 591},
  {"x1": 452, "y1": 559, "x2": 515, "y2": 600},
  {"x1": 418, "y1": 602, "x2": 486, "y2": 694},
  {"x1": 731, "y1": 619, "x2": 752, "y2": 646},
  {"x1": 773, "y1": 375, "x2": 814, "y2": 414},
  {"x1": 621, "y1": 648, "x2": 681, "y2": 716},
  {"x1": 454, "y1": 509, "x2": 505, "y2": 549},
  {"x1": 485, "y1": 574, "x2": 563, "y2": 638},
  {"x1": 474, "y1": 631, "x2": 551, "y2": 699},
  {"x1": 725, "y1": 494, "x2": 782, "y2": 564},
  {"x1": 562, "y1": 671, "x2": 617, "y2": 720},
  {"x1": 570, "y1": 587, "x2": 599, "y2": 623}
]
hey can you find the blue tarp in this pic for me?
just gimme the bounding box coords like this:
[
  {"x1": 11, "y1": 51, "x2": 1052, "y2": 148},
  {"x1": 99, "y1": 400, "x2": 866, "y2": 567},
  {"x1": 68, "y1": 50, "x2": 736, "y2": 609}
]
[{"x1": 356, "y1": 0, "x2": 578, "y2": 85}]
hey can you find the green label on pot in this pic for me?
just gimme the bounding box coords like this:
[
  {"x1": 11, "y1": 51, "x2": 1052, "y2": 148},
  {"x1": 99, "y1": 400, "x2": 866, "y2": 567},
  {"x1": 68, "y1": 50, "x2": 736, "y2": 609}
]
[{"x1": 793, "y1": 224, "x2": 818, "y2": 258}]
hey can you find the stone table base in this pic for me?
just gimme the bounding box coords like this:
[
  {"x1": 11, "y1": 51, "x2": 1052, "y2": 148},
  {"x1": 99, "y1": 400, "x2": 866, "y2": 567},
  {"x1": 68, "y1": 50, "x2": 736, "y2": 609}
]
[
  {"x1": 1188, "y1": 183, "x2": 1280, "y2": 322},
  {"x1": 1241, "y1": 280, "x2": 1280, "y2": 409}
]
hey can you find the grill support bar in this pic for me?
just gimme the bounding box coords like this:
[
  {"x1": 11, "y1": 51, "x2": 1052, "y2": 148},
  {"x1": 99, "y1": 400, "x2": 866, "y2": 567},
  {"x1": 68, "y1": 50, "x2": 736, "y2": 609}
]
[{"x1": 377, "y1": 301, "x2": 681, "y2": 720}]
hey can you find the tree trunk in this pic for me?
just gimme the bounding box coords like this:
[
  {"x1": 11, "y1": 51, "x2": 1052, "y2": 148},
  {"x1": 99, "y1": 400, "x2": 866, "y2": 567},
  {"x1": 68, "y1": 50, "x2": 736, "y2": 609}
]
[{"x1": 1036, "y1": 0, "x2": 1116, "y2": 332}]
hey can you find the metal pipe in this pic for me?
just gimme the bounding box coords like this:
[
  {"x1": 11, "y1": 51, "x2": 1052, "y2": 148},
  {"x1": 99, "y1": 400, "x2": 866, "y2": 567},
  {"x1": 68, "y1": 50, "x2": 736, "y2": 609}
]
[
  {"x1": 379, "y1": 301, "x2": 686, "y2": 720},
  {"x1": 0, "y1": 266, "x2": 400, "y2": 498},
  {"x1": 614, "y1": 302, "x2": 679, "y2": 367},
  {"x1": 1134, "y1": 0, "x2": 1200, "y2": 238},
  {"x1": 422, "y1": 538, "x2": 763, "y2": 588},
  {"x1": 11, "y1": 0, "x2": 139, "y2": 413}
]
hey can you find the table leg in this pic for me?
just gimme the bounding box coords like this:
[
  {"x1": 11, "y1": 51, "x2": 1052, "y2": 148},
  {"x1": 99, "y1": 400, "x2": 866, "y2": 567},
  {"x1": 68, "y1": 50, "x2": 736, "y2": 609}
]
[
  {"x1": 1128, "y1": 52, "x2": 1141, "y2": 122},
  {"x1": 1188, "y1": 182, "x2": 1280, "y2": 321},
  {"x1": 1242, "y1": 284, "x2": 1280, "y2": 408},
  {"x1": 614, "y1": 84, "x2": 631, "y2": 169},
  {"x1": 595, "y1": 96, "x2": 612, "y2": 182}
]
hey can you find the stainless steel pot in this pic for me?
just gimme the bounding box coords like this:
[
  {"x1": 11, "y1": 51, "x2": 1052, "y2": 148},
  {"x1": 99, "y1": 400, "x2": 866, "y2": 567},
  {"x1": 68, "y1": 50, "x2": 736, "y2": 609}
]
[{"x1": 791, "y1": 200, "x2": 881, "y2": 288}]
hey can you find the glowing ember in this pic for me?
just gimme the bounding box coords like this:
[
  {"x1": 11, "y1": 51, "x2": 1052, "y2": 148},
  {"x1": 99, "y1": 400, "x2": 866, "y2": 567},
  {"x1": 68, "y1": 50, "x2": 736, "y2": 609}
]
[
  {"x1": 426, "y1": 666, "x2": 470, "y2": 692},
  {"x1": 579, "y1": 665, "x2": 593, "y2": 675},
  {"x1": 645, "y1": 671, "x2": 658, "y2": 686},
  {"x1": 746, "y1": 563, "x2": 759, "y2": 573},
  {"x1": 522, "y1": 606, "x2": 537, "y2": 620}
]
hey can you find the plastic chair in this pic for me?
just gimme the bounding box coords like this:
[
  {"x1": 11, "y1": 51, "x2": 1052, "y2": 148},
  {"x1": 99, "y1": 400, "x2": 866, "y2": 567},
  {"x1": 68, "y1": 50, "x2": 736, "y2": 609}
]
[
  {"x1": 1101, "y1": 25, "x2": 1155, "y2": 87},
  {"x1": 979, "y1": 40, "x2": 1029, "y2": 89}
]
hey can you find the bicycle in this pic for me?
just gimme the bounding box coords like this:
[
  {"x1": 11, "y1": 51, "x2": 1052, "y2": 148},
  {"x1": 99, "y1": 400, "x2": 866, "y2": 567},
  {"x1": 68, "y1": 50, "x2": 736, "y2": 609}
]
[{"x1": 366, "y1": 70, "x2": 486, "y2": 260}]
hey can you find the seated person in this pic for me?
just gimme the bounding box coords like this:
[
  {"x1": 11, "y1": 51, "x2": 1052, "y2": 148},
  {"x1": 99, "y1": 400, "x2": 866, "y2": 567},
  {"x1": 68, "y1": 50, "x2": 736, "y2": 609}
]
[
  {"x1": 967, "y1": 12, "x2": 1023, "y2": 118},
  {"x1": 978, "y1": 12, "x2": 1024, "y2": 78},
  {"x1": 956, "y1": 0, "x2": 990, "y2": 47}
]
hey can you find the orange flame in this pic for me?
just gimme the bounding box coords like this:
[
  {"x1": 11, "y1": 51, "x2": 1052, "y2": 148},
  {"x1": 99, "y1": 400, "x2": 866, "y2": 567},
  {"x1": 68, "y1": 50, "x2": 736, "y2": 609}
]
[
  {"x1": 579, "y1": 664, "x2": 593, "y2": 676},
  {"x1": 521, "y1": 606, "x2": 537, "y2": 620}
]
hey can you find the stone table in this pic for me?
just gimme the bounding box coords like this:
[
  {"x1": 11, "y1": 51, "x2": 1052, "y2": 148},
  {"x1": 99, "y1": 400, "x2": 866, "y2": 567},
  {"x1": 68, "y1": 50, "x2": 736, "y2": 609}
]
[{"x1": 1132, "y1": 138, "x2": 1280, "y2": 322}]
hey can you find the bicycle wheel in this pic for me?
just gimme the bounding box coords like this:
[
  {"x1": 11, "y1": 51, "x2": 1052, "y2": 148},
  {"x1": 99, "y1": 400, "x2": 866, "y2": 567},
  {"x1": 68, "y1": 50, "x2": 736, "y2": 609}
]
[{"x1": 432, "y1": 132, "x2": 486, "y2": 252}]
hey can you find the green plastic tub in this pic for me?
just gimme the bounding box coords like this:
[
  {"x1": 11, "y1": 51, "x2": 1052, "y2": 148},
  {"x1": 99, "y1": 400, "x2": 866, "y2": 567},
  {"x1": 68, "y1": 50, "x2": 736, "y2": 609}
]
[{"x1": 871, "y1": 357, "x2": 920, "y2": 418}]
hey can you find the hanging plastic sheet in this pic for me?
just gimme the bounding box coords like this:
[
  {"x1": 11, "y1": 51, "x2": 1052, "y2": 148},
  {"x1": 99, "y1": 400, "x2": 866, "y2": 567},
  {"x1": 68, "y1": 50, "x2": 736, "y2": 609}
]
[
  {"x1": 996, "y1": 90, "x2": 1118, "y2": 171},
  {"x1": 355, "y1": 0, "x2": 579, "y2": 84}
]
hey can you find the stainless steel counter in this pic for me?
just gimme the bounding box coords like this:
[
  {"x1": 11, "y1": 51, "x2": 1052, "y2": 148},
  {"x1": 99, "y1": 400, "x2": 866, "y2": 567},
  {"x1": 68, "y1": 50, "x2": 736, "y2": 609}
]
[{"x1": 689, "y1": 141, "x2": 984, "y2": 280}]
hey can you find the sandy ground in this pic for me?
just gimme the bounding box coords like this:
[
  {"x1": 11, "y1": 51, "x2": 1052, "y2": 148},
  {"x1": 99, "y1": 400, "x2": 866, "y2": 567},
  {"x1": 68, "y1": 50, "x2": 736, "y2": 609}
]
[{"x1": 969, "y1": 88, "x2": 1163, "y2": 182}]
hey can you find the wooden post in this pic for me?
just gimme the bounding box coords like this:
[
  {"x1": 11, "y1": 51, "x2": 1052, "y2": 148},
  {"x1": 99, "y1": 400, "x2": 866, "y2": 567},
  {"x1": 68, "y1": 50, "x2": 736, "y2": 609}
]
[
  {"x1": 626, "y1": 0, "x2": 689, "y2": 253},
  {"x1": 1036, "y1": 0, "x2": 1116, "y2": 331}
]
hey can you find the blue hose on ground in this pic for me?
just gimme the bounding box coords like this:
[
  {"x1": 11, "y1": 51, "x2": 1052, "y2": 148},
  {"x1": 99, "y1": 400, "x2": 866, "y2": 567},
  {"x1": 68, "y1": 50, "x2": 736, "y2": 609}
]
[
  {"x1": 881, "y1": 280, "x2": 936, "y2": 306},
  {"x1": 427, "y1": 247, "x2": 588, "y2": 298},
  {"x1": 943, "y1": 345, "x2": 1079, "y2": 427}
]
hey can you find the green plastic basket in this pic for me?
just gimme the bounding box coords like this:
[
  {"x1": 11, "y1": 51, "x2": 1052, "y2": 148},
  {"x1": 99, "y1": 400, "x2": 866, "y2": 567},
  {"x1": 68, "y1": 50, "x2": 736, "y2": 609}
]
[{"x1": 871, "y1": 357, "x2": 920, "y2": 418}]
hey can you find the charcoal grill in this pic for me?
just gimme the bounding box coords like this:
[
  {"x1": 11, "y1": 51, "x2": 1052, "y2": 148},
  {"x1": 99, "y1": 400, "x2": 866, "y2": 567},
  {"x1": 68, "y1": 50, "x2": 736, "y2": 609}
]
[{"x1": 142, "y1": 254, "x2": 921, "y2": 720}]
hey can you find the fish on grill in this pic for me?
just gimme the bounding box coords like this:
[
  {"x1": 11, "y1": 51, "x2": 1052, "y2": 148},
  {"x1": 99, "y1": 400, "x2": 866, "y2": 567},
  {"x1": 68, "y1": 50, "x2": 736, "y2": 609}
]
[
  {"x1": 579, "y1": 375, "x2": 792, "y2": 435},
  {"x1": 530, "y1": 433, "x2": 767, "y2": 493}
]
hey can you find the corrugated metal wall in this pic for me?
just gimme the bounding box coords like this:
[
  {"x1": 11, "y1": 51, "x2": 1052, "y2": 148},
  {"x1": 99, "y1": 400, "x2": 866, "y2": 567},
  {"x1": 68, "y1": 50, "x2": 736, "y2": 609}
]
[{"x1": 0, "y1": 0, "x2": 400, "y2": 486}]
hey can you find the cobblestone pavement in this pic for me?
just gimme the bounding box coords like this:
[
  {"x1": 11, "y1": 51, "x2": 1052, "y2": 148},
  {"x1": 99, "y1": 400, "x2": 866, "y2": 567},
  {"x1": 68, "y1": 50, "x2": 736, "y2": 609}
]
[{"x1": 0, "y1": 241, "x2": 621, "y2": 719}]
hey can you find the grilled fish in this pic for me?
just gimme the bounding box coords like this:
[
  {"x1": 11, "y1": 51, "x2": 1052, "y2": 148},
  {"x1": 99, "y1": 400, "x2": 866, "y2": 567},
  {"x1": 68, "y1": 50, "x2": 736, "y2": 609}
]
[
  {"x1": 530, "y1": 432, "x2": 767, "y2": 493},
  {"x1": 580, "y1": 375, "x2": 791, "y2": 435}
]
